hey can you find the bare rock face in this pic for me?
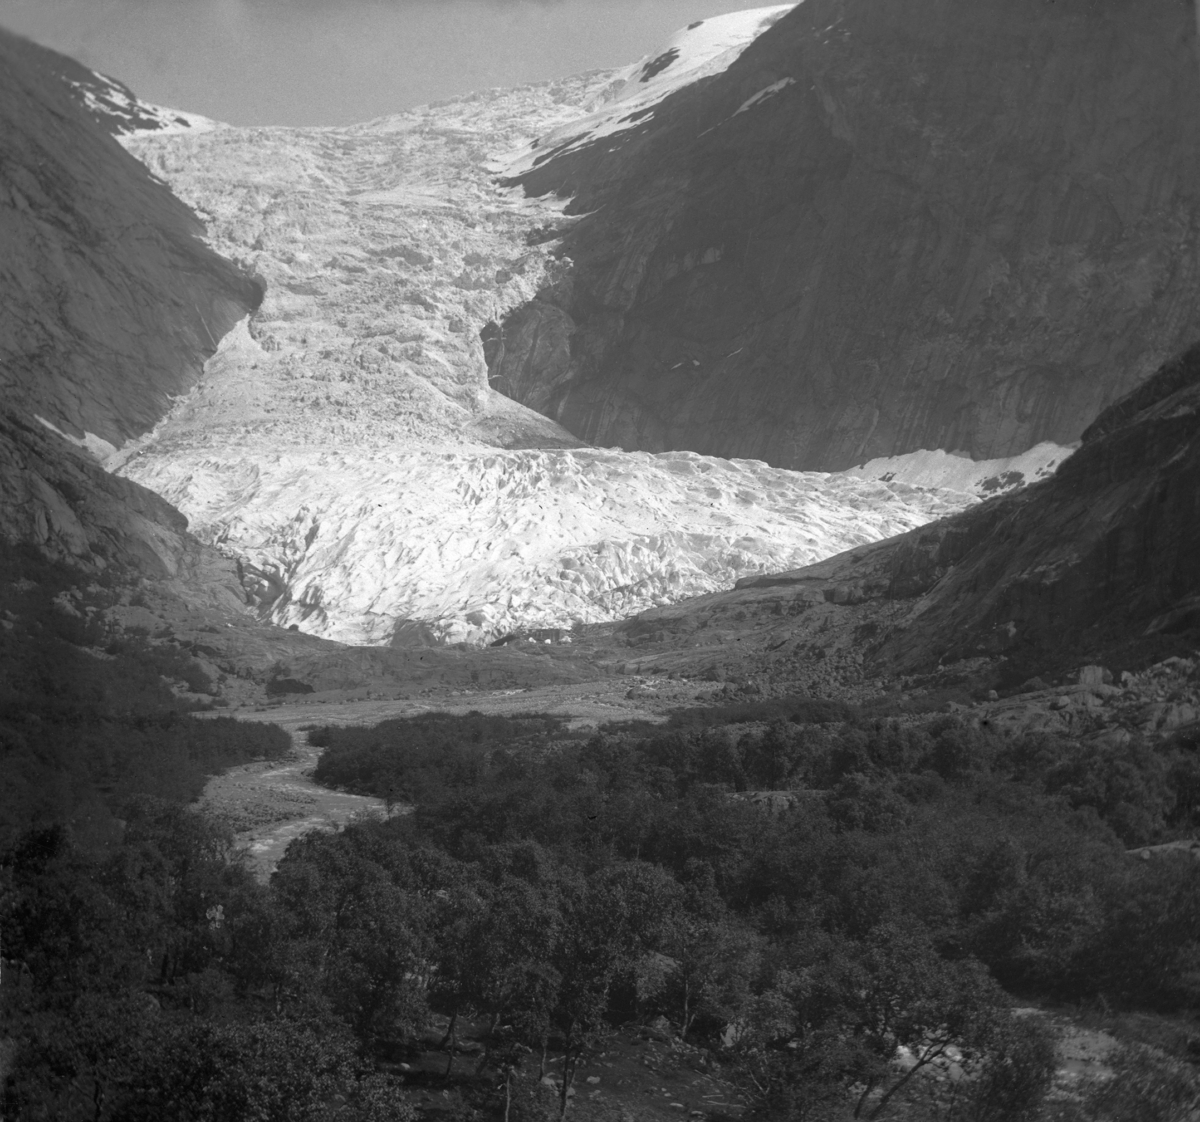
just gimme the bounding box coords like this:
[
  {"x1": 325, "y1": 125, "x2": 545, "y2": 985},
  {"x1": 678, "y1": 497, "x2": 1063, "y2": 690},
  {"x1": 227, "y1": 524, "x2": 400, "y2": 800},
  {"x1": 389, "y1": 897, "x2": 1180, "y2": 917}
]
[
  {"x1": 624, "y1": 337, "x2": 1200, "y2": 678},
  {"x1": 495, "y1": 0, "x2": 1200, "y2": 471},
  {"x1": 0, "y1": 30, "x2": 263, "y2": 617},
  {"x1": 0, "y1": 29, "x2": 262, "y2": 450},
  {"x1": 0, "y1": 413, "x2": 246, "y2": 613}
]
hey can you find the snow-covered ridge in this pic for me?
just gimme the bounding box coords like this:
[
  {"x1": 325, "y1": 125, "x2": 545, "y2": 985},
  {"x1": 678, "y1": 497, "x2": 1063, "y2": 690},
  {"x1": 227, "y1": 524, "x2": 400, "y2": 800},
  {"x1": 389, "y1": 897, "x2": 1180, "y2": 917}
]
[
  {"x1": 499, "y1": 4, "x2": 797, "y2": 177},
  {"x1": 66, "y1": 67, "x2": 219, "y2": 137}
]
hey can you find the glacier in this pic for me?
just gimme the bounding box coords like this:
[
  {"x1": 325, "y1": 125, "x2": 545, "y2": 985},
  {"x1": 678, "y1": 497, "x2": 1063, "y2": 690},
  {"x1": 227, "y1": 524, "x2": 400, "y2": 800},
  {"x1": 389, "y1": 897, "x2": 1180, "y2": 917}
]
[{"x1": 105, "y1": 8, "x2": 1052, "y2": 646}]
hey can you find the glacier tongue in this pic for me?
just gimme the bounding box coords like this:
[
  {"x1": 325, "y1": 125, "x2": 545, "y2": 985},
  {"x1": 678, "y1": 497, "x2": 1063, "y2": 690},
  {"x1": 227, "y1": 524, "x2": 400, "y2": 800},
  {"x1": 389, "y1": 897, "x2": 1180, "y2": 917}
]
[
  {"x1": 109, "y1": 12, "x2": 987, "y2": 647},
  {"x1": 129, "y1": 444, "x2": 975, "y2": 646}
]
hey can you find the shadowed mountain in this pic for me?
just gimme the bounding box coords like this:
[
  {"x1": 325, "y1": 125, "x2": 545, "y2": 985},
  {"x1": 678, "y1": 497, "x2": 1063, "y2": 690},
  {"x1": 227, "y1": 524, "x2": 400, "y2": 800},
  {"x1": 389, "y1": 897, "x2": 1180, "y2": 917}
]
[
  {"x1": 0, "y1": 411, "x2": 246, "y2": 612},
  {"x1": 0, "y1": 27, "x2": 261, "y2": 451},
  {"x1": 495, "y1": 0, "x2": 1200, "y2": 471},
  {"x1": 618, "y1": 339, "x2": 1200, "y2": 680},
  {"x1": 0, "y1": 29, "x2": 261, "y2": 638}
]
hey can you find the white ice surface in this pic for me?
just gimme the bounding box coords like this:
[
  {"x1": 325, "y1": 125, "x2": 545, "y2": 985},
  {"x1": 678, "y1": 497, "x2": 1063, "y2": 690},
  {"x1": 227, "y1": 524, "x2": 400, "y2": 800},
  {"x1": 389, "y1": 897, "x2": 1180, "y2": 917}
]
[
  {"x1": 130, "y1": 443, "x2": 976, "y2": 646},
  {"x1": 845, "y1": 442, "x2": 1076, "y2": 498},
  {"x1": 108, "y1": 8, "x2": 1042, "y2": 648}
]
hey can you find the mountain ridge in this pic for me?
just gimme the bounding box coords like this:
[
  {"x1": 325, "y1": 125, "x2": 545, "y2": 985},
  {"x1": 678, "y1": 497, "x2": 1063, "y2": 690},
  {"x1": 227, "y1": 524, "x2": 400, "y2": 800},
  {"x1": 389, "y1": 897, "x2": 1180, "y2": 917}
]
[
  {"x1": 494, "y1": 0, "x2": 1200, "y2": 471},
  {"x1": 611, "y1": 338, "x2": 1200, "y2": 684},
  {"x1": 0, "y1": 28, "x2": 262, "y2": 449}
]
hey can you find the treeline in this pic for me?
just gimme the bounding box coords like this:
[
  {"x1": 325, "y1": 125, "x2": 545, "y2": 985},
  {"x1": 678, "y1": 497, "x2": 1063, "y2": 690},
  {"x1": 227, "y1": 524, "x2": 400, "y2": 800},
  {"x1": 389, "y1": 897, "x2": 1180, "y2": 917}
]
[
  {"x1": 0, "y1": 542, "x2": 288, "y2": 845},
  {"x1": 4, "y1": 528, "x2": 1199, "y2": 1122},
  {"x1": 287, "y1": 706, "x2": 1200, "y2": 1116},
  {"x1": 2, "y1": 806, "x2": 414, "y2": 1120},
  {"x1": 310, "y1": 712, "x2": 582, "y2": 804},
  {"x1": 310, "y1": 704, "x2": 1200, "y2": 848},
  {"x1": 6, "y1": 700, "x2": 1199, "y2": 1119}
]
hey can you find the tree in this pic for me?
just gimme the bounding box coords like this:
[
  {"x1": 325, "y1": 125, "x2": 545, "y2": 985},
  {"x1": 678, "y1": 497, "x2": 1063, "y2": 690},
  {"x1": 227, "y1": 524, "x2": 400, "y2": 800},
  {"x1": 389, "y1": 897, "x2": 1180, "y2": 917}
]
[
  {"x1": 124, "y1": 1017, "x2": 415, "y2": 1122},
  {"x1": 547, "y1": 862, "x2": 680, "y2": 1118},
  {"x1": 271, "y1": 827, "x2": 431, "y2": 1045},
  {"x1": 661, "y1": 893, "x2": 759, "y2": 1041},
  {"x1": 1084, "y1": 1042, "x2": 1200, "y2": 1122},
  {"x1": 728, "y1": 923, "x2": 1054, "y2": 1122}
]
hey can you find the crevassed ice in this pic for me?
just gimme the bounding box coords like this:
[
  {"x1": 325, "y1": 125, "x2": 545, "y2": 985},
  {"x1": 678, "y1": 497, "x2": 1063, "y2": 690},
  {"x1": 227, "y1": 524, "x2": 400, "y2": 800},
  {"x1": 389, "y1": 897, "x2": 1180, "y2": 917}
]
[
  {"x1": 129, "y1": 445, "x2": 976, "y2": 646},
  {"x1": 105, "y1": 6, "x2": 1020, "y2": 648}
]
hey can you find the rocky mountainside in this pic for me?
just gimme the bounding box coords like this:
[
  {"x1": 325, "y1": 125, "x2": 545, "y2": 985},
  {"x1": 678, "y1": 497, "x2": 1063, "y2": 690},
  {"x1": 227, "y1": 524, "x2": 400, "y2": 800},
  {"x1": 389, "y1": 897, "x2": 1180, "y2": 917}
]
[
  {"x1": 0, "y1": 411, "x2": 244, "y2": 614},
  {"x1": 0, "y1": 29, "x2": 263, "y2": 617},
  {"x1": 609, "y1": 339, "x2": 1200, "y2": 690},
  {"x1": 495, "y1": 0, "x2": 1200, "y2": 471},
  {"x1": 0, "y1": 29, "x2": 261, "y2": 451}
]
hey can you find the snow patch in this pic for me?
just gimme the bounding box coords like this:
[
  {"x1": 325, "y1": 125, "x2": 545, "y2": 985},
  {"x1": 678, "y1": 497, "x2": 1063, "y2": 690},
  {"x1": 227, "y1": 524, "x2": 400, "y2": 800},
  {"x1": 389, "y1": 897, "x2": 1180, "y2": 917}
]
[
  {"x1": 35, "y1": 415, "x2": 121, "y2": 462},
  {"x1": 67, "y1": 70, "x2": 220, "y2": 136},
  {"x1": 844, "y1": 442, "x2": 1076, "y2": 499},
  {"x1": 734, "y1": 77, "x2": 796, "y2": 115}
]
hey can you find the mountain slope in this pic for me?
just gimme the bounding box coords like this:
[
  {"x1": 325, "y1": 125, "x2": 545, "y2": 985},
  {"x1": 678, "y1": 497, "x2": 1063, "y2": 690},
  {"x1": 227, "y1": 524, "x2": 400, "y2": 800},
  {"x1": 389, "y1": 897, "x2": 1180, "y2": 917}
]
[
  {"x1": 0, "y1": 29, "x2": 262, "y2": 451},
  {"x1": 616, "y1": 338, "x2": 1200, "y2": 684},
  {"x1": 0, "y1": 28, "x2": 268, "y2": 619},
  {"x1": 495, "y1": 0, "x2": 1200, "y2": 471},
  {"x1": 0, "y1": 411, "x2": 244, "y2": 613}
]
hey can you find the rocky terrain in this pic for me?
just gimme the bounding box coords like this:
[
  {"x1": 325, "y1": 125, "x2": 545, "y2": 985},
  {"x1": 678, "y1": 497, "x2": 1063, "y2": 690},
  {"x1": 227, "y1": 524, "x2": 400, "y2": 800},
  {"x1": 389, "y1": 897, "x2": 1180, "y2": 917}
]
[
  {"x1": 495, "y1": 0, "x2": 1200, "y2": 471},
  {"x1": 593, "y1": 340, "x2": 1200, "y2": 697},
  {"x1": 0, "y1": 29, "x2": 260, "y2": 451},
  {"x1": 0, "y1": 29, "x2": 262, "y2": 625}
]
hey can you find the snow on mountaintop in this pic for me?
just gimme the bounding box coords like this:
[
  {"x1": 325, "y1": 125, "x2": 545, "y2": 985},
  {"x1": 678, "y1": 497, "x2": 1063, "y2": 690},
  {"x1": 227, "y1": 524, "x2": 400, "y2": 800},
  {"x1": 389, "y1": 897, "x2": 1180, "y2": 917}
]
[
  {"x1": 66, "y1": 66, "x2": 219, "y2": 136},
  {"x1": 108, "y1": 10, "x2": 1009, "y2": 646},
  {"x1": 499, "y1": 4, "x2": 796, "y2": 176}
]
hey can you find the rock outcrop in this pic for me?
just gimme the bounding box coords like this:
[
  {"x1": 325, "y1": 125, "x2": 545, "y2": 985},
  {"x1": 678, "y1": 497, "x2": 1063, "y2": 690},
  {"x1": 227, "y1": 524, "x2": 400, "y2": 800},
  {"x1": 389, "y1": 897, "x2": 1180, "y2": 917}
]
[
  {"x1": 0, "y1": 28, "x2": 262, "y2": 451},
  {"x1": 618, "y1": 337, "x2": 1200, "y2": 679},
  {"x1": 0, "y1": 30, "x2": 261, "y2": 622},
  {"x1": 495, "y1": 0, "x2": 1200, "y2": 471},
  {"x1": 0, "y1": 412, "x2": 246, "y2": 613}
]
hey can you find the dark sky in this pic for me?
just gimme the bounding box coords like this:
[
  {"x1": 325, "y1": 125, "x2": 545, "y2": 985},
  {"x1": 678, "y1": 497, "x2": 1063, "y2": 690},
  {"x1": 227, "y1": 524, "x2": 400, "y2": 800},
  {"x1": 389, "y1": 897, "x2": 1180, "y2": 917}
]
[{"x1": 1, "y1": 0, "x2": 769, "y2": 126}]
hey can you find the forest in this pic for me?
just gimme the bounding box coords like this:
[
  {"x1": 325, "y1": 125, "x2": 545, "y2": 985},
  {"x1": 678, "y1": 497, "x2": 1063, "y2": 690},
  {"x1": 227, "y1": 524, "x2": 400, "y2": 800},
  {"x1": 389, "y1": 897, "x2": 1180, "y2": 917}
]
[
  {"x1": 0, "y1": 543, "x2": 289, "y2": 846},
  {"x1": 5, "y1": 562, "x2": 1200, "y2": 1122}
]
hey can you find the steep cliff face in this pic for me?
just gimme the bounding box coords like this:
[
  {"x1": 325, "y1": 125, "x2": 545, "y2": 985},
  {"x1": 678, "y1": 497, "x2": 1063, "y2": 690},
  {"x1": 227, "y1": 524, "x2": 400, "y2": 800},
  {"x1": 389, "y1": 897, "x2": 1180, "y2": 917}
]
[
  {"x1": 496, "y1": 0, "x2": 1200, "y2": 471},
  {"x1": 867, "y1": 340, "x2": 1200, "y2": 668},
  {"x1": 0, "y1": 29, "x2": 264, "y2": 612},
  {"x1": 0, "y1": 29, "x2": 261, "y2": 451},
  {"x1": 0, "y1": 414, "x2": 246, "y2": 612},
  {"x1": 622, "y1": 337, "x2": 1200, "y2": 678}
]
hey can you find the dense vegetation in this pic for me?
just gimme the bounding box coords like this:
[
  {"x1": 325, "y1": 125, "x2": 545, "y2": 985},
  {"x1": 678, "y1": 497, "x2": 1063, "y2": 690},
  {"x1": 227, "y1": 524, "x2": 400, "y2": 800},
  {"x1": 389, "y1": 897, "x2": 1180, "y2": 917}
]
[
  {"x1": 0, "y1": 543, "x2": 288, "y2": 846},
  {"x1": 291, "y1": 705, "x2": 1200, "y2": 1117},
  {"x1": 4, "y1": 534, "x2": 1198, "y2": 1119}
]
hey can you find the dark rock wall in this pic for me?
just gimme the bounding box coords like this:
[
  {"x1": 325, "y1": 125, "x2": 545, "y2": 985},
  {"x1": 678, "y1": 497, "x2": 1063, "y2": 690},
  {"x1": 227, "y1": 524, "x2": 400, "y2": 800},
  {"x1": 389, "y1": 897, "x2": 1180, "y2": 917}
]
[
  {"x1": 0, "y1": 413, "x2": 246, "y2": 611},
  {"x1": 497, "y1": 0, "x2": 1200, "y2": 471},
  {"x1": 0, "y1": 29, "x2": 262, "y2": 448},
  {"x1": 724, "y1": 339, "x2": 1200, "y2": 671}
]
